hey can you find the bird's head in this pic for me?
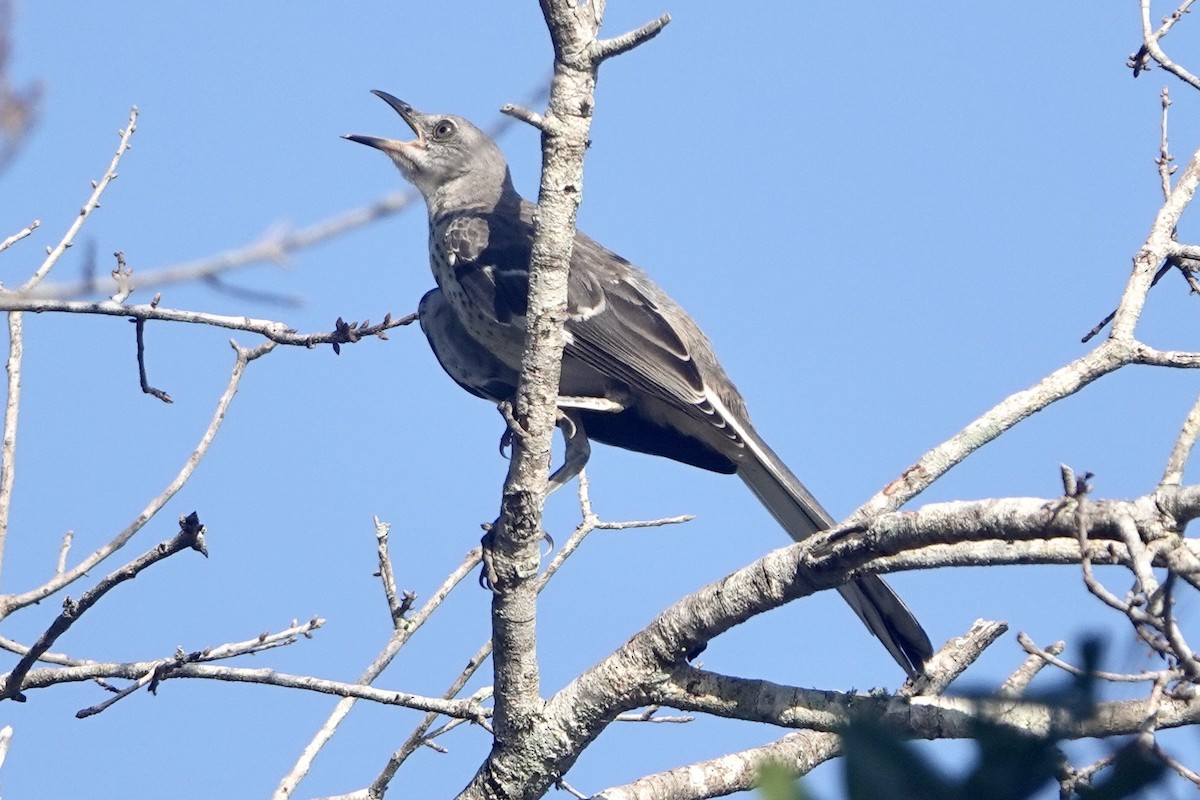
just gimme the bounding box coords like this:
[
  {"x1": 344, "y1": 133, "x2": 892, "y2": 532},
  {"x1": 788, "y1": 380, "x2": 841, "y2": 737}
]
[{"x1": 344, "y1": 90, "x2": 513, "y2": 213}]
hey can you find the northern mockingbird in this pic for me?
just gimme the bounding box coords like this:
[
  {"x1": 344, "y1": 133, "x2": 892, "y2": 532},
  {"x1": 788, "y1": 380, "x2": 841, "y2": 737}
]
[{"x1": 348, "y1": 91, "x2": 934, "y2": 677}]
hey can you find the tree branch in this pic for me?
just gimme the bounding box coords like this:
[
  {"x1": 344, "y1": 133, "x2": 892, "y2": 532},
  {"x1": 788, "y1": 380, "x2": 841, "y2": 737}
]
[
  {"x1": 0, "y1": 511, "x2": 207, "y2": 701},
  {"x1": 271, "y1": 543, "x2": 483, "y2": 800},
  {"x1": 18, "y1": 106, "x2": 137, "y2": 292},
  {"x1": 0, "y1": 342, "x2": 257, "y2": 619},
  {"x1": 0, "y1": 295, "x2": 414, "y2": 348},
  {"x1": 594, "y1": 620, "x2": 1004, "y2": 800},
  {"x1": 0, "y1": 219, "x2": 37, "y2": 254}
]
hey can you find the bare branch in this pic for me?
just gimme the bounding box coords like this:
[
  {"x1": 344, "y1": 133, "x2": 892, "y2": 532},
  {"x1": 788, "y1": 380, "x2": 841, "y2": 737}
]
[
  {"x1": 19, "y1": 106, "x2": 137, "y2": 292},
  {"x1": 0, "y1": 219, "x2": 37, "y2": 254},
  {"x1": 0, "y1": 724, "x2": 11, "y2": 774},
  {"x1": 361, "y1": 480, "x2": 630, "y2": 800},
  {"x1": 1017, "y1": 633, "x2": 1181, "y2": 684},
  {"x1": 595, "y1": 620, "x2": 1005, "y2": 800},
  {"x1": 0, "y1": 342, "x2": 253, "y2": 619},
  {"x1": 1163, "y1": 390, "x2": 1200, "y2": 484},
  {"x1": 1154, "y1": 742, "x2": 1200, "y2": 786},
  {"x1": 1158, "y1": 85, "x2": 1177, "y2": 199},
  {"x1": 135, "y1": 292, "x2": 172, "y2": 403},
  {"x1": 272, "y1": 545, "x2": 482, "y2": 800},
  {"x1": 500, "y1": 104, "x2": 546, "y2": 132},
  {"x1": 54, "y1": 530, "x2": 73, "y2": 576},
  {"x1": 373, "y1": 516, "x2": 407, "y2": 627},
  {"x1": 15, "y1": 659, "x2": 486, "y2": 719},
  {"x1": 0, "y1": 511, "x2": 207, "y2": 701},
  {"x1": 0, "y1": 633, "x2": 92, "y2": 667},
  {"x1": 0, "y1": 295, "x2": 415, "y2": 349},
  {"x1": 1132, "y1": 0, "x2": 1200, "y2": 88},
  {"x1": 26, "y1": 85, "x2": 550, "y2": 301},
  {"x1": 591, "y1": 13, "x2": 671, "y2": 62},
  {"x1": 998, "y1": 640, "x2": 1065, "y2": 698},
  {"x1": 0, "y1": 310, "x2": 22, "y2": 585}
]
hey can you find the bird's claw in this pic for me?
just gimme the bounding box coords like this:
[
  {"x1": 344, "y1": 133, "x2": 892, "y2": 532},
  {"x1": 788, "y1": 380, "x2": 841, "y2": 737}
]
[
  {"x1": 476, "y1": 521, "x2": 553, "y2": 591},
  {"x1": 479, "y1": 522, "x2": 500, "y2": 591},
  {"x1": 496, "y1": 399, "x2": 524, "y2": 458}
]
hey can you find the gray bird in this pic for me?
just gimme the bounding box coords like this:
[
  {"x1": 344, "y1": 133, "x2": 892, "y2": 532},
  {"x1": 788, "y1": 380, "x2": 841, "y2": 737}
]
[{"x1": 348, "y1": 91, "x2": 933, "y2": 677}]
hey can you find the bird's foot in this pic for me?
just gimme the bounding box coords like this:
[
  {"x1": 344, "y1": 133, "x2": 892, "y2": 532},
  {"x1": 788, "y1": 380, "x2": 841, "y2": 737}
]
[
  {"x1": 479, "y1": 522, "x2": 499, "y2": 591},
  {"x1": 496, "y1": 399, "x2": 525, "y2": 458},
  {"x1": 477, "y1": 521, "x2": 554, "y2": 592}
]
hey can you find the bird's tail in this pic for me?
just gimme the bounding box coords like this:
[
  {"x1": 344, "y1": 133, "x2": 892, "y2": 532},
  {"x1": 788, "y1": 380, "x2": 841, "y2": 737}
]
[{"x1": 734, "y1": 427, "x2": 933, "y2": 678}]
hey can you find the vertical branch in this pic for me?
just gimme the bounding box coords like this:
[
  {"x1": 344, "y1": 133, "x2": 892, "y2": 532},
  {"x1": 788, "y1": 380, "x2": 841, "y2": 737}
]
[
  {"x1": 1157, "y1": 86, "x2": 1176, "y2": 201},
  {"x1": 486, "y1": 0, "x2": 609, "y2": 747},
  {"x1": 467, "y1": 3, "x2": 669, "y2": 798},
  {"x1": 0, "y1": 311, "x2": 20, "y2": 586}
]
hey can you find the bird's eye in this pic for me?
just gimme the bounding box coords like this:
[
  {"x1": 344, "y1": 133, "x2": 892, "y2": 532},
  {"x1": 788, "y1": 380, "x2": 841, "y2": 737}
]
[{"x1": 432, "y1": 119, "x2": 457, "y2": 140}]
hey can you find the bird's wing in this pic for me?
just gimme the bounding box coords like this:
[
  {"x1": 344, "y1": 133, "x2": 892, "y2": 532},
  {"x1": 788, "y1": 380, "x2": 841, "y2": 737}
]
[
  {"x1": 418, "y1": 288, "x2": 517, "y2": 402},
  {"x1": 440, "y1": 205, "x2": 749, "y2": 443},
  {"x1": 442, "y1": 212, "x2": 533, "y2": 327}
]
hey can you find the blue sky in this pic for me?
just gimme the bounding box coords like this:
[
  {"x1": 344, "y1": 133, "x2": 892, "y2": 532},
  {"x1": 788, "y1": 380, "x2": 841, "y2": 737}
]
[{"x1": 2, "y1": 3, "x2": 1198, "y2": 798}]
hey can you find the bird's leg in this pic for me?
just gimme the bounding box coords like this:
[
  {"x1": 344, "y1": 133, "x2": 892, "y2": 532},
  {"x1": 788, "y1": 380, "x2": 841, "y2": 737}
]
[
  {"x1": 546, "y1": 410, "x2": 590, "y2": 496},
  {"x1": 495, "y1": 394, "x2": 622, "y2": 472},
  {"x1": 481, "y1": 405, "x2": 597, "y2": 592},
  {"x1": 496, "y1": 399, "x2": 521, "y2": 459},
  {"x1": 479, "y1": 521, "x2": 499, "y2": 590}
]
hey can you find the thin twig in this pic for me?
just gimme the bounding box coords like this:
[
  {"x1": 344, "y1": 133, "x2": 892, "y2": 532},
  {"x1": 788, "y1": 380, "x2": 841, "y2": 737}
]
[
  {"x1": 997, "y1": 640, "x2": 1065, "y2": 698},
  {"x1": 15, "y1": 660, "x2": 487, "y2": 718},
  {"x1": 592, "y1": 13, "x2": 671, "y2": 62},
  {"x1": 554, "y1": 779, "x2": 589, "y2": 799},
  {"x1": 1162, "y1": 389, "x2": 1200, "y2": 484},
  {"x1": 19, "y1": 106, "x2": 137, "y2": 293},
  {"x1": 1131, "y1": 0, "x2": 1200, "y2": 88},
  {"x1": 864, "y1": 127, "x2": 1200, "y2": 515},
  {"x1": 0, "y1": 310, "x2": 21, "y2": 586},
  {"x1": 75, "y1": 667, "x2": 157, "y2": 718},
  {"x1": 272, "y1": 546, "x2": 483, "y2": 800},
  {"x1": 27, "y1": 86, "x2": 550, "y2": 301},
  {"x1": 74, "y1": 618, "x2": 325, "y2": 717},
  {"x1": 0, "y1": 220, "x2": 38, "y2": 254},
  {"x1": 1154, "y1": 742, "x2": 1200, "y2": 786},
  {"x1": 0, "y1": 511, "x2": 207, "y2": 701},
  {"x1": 362, "y1": 485, "x2": 681, "y2": 798},
  {"x1": 55, "y1": 530, "x2": 73, "y2": 576},
  {"x1": 1158, "y1": 85, "x2": 1176, "y2": 200},
  {"x1": 0, "y1": 633, "x2": 91, "y2": 666},
  {"x1": 1016, "y1": 632, "x2": 1181, "y2": 683},
  {"x1": 373, "y1": 516, "x2": 405, "y2": 627},
  {"x1": 0, "y1": 724, "x2": 11, "y2": 773},
  {"x1": 0, "y1": 341, "x2": 261, "y2": 619},
  {"x1": 500, "y1": 104, "x2": 546, "y2": 132},
  {"x1": 135, "y1": 292, "x2": 172, "y2": 403},
  {"x1": 366, "y1": 642, "x2": 494, "y2": 796},
  {"x1": 0, "y1": 295, "x2": 415, "y2": 349}
]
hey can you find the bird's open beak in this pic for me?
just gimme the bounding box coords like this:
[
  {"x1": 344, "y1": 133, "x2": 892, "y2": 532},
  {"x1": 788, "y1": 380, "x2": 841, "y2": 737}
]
[{"x1": 343, "y1": 90, "x2": 424, "y2": 153}]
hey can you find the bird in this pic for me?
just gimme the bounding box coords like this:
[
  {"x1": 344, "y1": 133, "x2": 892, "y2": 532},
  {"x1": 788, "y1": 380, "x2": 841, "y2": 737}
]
[{"x1": 346, "y1": 90, "x2": 934, "y2": 677}]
